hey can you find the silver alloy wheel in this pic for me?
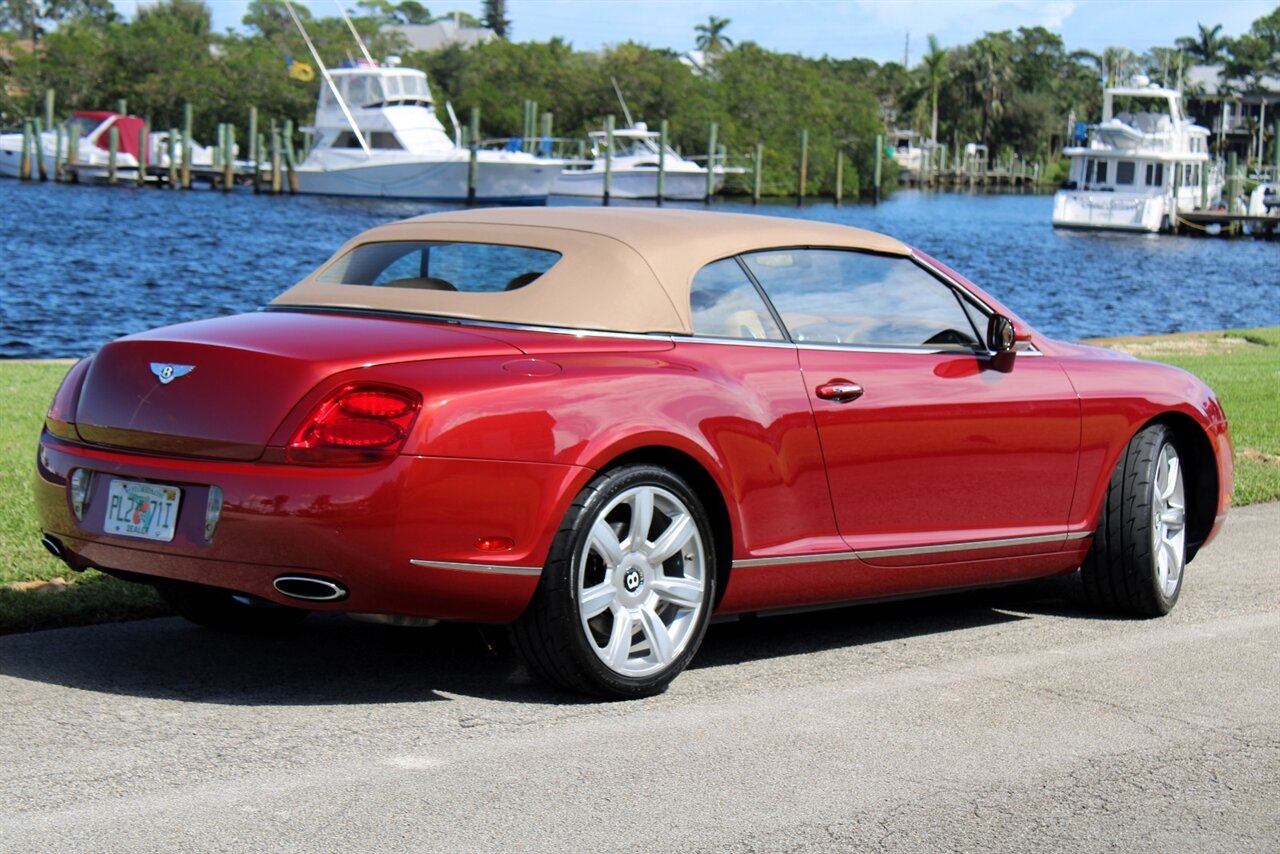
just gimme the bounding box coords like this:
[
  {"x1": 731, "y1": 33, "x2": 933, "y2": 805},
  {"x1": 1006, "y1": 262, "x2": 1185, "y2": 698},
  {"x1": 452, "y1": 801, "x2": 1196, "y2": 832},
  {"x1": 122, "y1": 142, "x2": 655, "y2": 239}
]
[
  {"x1": 1151, "y1": 441, "x2": 1187, "y2": 598},
  {"x1": 577, "y1": 484, "x2": 708, "y2": 678}
]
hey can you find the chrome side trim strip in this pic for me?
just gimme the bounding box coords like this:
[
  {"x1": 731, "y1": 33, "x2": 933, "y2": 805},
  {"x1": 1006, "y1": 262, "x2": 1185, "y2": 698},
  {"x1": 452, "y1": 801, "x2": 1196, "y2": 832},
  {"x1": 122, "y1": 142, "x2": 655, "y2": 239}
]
[
  {"x1": 857, "y1": 532, "x2": 1070, "y2": 559},
  {"x1": 1214, "y1": 513, "x2": 1228, "y2": 524},
  {"x1": 732, "y1": 531, "x2": 1088, "y2": 569},
  {"x1": 733, "y1": 552, "x2": 860, "y2": 569},
  {"x1": 409, "y1": 559, "x2": 543, "y2": 577}
]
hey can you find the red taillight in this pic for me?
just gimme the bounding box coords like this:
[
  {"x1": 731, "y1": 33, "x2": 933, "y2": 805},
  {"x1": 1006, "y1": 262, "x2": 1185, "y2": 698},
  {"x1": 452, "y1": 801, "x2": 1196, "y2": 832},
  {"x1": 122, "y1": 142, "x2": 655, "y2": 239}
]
[{"x1": 286, "y1": 384, "x2": 421, "y2": 465}]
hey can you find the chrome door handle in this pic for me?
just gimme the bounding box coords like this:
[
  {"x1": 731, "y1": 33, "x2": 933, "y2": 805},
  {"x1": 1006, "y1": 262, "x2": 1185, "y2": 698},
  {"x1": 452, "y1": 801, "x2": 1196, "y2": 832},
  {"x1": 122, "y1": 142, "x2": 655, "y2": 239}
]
[{"x1": 815, "y1": 381, "x2": 864, "y2": 402}]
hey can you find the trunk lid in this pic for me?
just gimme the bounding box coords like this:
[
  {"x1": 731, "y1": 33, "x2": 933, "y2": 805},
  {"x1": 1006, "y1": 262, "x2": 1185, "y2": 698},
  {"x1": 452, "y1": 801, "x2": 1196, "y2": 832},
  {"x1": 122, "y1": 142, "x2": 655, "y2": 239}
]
[{"x1": 74, "y1": 310, "x2": 522, "y2": 460}]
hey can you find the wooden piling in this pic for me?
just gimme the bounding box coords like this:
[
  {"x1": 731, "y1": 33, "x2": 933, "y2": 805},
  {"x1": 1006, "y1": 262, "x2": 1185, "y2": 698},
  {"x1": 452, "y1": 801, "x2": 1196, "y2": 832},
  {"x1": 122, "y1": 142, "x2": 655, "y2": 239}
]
[
  {"x1": 53, "y1": 123, "x2": 63, "y2": 181},
  {"x1": 656, "y1": 119, "x2": 668, "y2": 204},
  {"x1": 603, "y1": 114, "x2": 615, "y2": 204},
  {"x1": 797, "y1": 128, "x2": 808, "y2": 202},
  {"x1": 44, "y1": 89, "x2": 55, "y2": 128},
  {"x1": 67, "y1": 122, "x2": 79, "y2": 172},
  {"x1": 873, "y1": 133, "x2": 883, "y2": 204},
  {"x1": 752, "y1": 142, "x2": 763, "y2": 205},
  {"x1": 223, "y1": 124, "x2": 235, "y2": 191},
  {"x1": 137, "y1": 120, "x2": 149, "y2": 187},
  {"x1": 834, "y1": 149, "x2": 844, "y2": 205},
  {"x1": 271, "y1": 123, "x2": 282, "y2": 195},
  {"x1": 108, "y1": 125, "x2": 119, "y2": 185},
  {"x1": 705, "y1": 121, "x2": 718, "y2": 202},
  {"x1": 167, "y1": 128, "x2": 177, "y2": 187},
  {"x1": 467, "y1": 106, "x2": 480, "y2": 205},
  {"x1": 283, "y1": 142, "x2": 299, "y2": 194},
  {"x1": 255, "y1": 132, "x2": 267, "y2": 193},
  {"x1": 19, "y1": 121, "x2": 31, "y2": 180},
  {"x1": 181, "y1": 103, "x2": 193, "y2": 189},
  {"x1": 248, "y1": 106, "x2": 258, "y2": 164},
  {"x1": 33, "y1": 117, "x2": 47, "y2": 180},
  {"x1": 282, "y1": 119, "x2": 296, "y2": 165}
]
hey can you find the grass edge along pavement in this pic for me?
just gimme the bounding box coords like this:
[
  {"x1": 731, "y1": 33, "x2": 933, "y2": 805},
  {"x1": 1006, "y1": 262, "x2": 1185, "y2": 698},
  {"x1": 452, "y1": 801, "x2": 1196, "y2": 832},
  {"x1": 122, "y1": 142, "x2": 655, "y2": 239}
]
[{"x1": 3, "y1": 327, "x2": 1278, "y2": 635}]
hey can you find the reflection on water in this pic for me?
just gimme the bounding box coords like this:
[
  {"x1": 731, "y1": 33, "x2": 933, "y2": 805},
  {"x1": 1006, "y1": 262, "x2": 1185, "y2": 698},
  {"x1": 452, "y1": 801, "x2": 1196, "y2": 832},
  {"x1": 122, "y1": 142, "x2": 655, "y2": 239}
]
[{"x1": 0, "y1": 181, "x2": 1276, "y2": 358}]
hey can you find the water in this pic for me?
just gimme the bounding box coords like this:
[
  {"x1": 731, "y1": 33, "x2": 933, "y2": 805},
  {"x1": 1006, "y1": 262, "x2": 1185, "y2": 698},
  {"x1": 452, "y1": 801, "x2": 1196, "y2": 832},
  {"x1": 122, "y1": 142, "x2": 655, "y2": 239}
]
[{"x1": 1, "y1": 180, "x2": 1276, "y2": 359}]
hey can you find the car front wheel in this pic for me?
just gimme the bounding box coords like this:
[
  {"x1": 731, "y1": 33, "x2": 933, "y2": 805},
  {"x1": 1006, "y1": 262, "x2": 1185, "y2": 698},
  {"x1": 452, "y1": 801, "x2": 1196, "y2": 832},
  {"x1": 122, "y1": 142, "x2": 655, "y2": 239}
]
[
  {"x1": 1081, "y1": 423, "x2": 1187, "y2": 616},
  {"x1": 512, "y1": 464, "x2": 716, "y2": 699}
]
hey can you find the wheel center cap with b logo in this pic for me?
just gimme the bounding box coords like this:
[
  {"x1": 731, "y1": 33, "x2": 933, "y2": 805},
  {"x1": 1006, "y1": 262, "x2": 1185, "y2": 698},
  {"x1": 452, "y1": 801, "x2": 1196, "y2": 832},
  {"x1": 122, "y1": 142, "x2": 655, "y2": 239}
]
[{"x1": 622, "y1": 567, "x2": 643, "y2": 594}]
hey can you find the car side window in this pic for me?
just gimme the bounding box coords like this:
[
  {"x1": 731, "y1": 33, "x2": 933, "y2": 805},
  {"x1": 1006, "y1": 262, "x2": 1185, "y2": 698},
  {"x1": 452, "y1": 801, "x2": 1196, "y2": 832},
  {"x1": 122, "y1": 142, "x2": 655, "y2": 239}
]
[
  {"x1": 742, "y1": 249, "x2": 982, "y2": 348},
  {"x1": 689, "y1": 258, "x2": 785, "y2": 341}
]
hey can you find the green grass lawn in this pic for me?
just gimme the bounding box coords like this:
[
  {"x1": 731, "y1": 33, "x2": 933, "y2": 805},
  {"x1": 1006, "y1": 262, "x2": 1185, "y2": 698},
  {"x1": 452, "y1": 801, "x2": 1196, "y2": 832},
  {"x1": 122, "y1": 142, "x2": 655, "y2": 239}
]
[
  {"x1": 2, "y1": 328, "x2": 1277, "y2": 634},
  {"x1": 1089, "y1": 327, "x2": 1280, "y2": 506},
  {"x1": 0, "y1": 362, "x2": 166, "y2": 632}
]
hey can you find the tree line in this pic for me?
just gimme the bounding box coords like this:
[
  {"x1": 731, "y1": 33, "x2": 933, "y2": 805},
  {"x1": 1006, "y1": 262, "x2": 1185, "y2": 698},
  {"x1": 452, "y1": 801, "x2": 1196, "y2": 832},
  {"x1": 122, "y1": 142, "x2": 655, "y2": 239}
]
[{"x1": 2, "y1": 0, "x2": 1279, "y2": 197}]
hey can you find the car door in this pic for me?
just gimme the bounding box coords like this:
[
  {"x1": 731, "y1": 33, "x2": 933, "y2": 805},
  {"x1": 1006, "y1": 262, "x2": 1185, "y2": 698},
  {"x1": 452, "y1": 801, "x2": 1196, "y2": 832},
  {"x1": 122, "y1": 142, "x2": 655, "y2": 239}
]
[{"x1": 742, "y1": 248, "x2": 1081, "y2": 566}]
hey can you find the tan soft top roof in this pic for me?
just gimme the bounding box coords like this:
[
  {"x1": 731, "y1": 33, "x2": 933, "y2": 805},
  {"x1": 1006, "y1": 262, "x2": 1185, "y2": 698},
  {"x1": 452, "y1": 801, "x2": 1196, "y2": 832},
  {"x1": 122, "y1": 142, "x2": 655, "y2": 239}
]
[{"x1": 272, "y1": 207, "x2": 911, "y2": 335}]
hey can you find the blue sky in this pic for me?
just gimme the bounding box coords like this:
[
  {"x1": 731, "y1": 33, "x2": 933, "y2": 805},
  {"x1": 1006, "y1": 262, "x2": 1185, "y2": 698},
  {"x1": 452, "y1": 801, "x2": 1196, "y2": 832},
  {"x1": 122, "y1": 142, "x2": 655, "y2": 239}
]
[{"x1": 119, "y1": 0, "x2": 1276, "y2": 64}]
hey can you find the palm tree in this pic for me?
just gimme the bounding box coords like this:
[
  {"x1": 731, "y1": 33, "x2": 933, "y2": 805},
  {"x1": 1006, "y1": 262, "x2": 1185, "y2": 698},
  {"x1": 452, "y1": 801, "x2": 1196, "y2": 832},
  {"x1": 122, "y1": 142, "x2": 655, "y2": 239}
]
[
  {"x1": 694, "y1": 16, "x2": 733, "y2": 54},
  {"x1": 965, "y1": 36, "x2": 1014, "y2": 145},
  {"x1": 1175, "y1": 23, "x2": 1228, "y2": 63},
  {"x1": 921, "y1": 34, "x2": 948, "y2": 142}
]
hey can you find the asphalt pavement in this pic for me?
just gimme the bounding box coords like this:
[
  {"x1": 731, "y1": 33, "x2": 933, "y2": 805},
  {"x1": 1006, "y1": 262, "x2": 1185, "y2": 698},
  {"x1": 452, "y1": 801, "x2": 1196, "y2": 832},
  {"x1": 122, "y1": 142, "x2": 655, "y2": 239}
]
[{"x1": 1, "y1": 503, "x2": 1277, "y2": 853}]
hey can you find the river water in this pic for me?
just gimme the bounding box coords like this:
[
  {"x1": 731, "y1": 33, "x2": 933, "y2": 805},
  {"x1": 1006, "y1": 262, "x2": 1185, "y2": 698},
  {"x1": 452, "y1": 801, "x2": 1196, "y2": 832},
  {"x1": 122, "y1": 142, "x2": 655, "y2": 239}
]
[{"x1": 1, "y1": 179, "x2": 1276, "y2": 359}]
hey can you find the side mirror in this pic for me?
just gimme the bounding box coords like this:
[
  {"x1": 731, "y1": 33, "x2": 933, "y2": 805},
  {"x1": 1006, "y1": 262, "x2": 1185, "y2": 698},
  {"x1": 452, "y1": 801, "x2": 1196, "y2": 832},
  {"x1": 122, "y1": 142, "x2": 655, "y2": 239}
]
[{"x1": 987, "y1": 314, "x2": 1016, "y2": 353}]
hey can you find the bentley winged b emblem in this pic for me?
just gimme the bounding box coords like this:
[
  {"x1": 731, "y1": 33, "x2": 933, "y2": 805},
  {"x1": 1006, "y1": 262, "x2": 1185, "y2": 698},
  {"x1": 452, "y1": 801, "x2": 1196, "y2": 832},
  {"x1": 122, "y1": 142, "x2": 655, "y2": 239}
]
[{"x1": 150, "y1": 363, "x2": 195, "y2": 385}]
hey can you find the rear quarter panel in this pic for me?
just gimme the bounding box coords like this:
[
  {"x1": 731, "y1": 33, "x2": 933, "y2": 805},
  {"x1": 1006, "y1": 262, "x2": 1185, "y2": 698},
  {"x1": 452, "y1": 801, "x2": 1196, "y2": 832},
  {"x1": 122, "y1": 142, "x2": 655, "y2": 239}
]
[{"x1": 350, "y1": 338, "x2": 841, "y2": 563}]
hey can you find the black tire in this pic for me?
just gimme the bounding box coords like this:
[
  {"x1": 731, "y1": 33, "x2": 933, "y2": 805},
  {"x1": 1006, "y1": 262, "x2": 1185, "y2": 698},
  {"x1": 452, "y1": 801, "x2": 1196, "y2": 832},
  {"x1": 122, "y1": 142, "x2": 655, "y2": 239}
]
[
  {"x1": 1081, "y1": 423, "x2": 1188, "y2": 616},
  {"x1": 511, "y1": 464, "x2": 717, "y2": 700},
  {"x1": 157, "y1": 581, "x2": 311, "y2": 634}
]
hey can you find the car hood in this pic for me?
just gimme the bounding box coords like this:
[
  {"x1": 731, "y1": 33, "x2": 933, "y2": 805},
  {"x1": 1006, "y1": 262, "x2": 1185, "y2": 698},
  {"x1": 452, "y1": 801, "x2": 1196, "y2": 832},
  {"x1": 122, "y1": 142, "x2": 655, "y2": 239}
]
[{"x1": 73, "y1": 310, "x2": 523, "y2": 460}]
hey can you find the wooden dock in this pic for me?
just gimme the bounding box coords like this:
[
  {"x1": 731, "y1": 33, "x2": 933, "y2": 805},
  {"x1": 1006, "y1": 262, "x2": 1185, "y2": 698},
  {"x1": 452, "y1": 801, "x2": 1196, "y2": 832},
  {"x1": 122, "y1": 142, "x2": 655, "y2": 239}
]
[{"x1": 1174, "y1": 211, "x2": 1280, "y2": 238}]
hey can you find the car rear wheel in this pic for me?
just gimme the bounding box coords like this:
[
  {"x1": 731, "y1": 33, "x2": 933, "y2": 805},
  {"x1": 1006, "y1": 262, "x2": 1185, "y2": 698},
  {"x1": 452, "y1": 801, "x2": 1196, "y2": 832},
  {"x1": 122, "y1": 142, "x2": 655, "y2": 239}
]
[
  {"x1": 1081, "y1": 423, "x2": 1187, "y2": 616},
  {"x1": 157, "y1": 581, "x2": 311, "y2": 633},
  {"x1": 512, "y1": 464, "x2": 716, "y2": 699}
]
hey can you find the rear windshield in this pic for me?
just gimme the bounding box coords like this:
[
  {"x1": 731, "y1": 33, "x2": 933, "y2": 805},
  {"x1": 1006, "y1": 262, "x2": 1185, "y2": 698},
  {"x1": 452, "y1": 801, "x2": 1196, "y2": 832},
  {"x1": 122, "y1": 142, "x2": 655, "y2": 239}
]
[{"x1": 316, "y1": 241, "x2": 562, "y2": 293}]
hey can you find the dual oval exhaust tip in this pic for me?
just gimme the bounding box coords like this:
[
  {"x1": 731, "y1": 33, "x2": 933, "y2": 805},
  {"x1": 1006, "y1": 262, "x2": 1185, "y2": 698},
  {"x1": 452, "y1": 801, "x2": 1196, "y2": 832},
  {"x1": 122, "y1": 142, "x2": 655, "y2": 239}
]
[{"x1": 272, "y1": 575, "x2": 349, "y2": 602}]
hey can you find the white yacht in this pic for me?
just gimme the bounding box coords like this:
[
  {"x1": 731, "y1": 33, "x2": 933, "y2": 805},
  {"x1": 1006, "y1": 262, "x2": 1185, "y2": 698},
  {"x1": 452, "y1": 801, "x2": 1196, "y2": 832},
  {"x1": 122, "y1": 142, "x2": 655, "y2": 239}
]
[
  {"x1": 1053, "y1": 77, "x2": 1223, "y2": 232},
  {"x1": 551, "y1": 122, "x2": 738, "y2": 200},
  {"x1": 295, "y1": 62, "x2": 561, "y2": 202}
]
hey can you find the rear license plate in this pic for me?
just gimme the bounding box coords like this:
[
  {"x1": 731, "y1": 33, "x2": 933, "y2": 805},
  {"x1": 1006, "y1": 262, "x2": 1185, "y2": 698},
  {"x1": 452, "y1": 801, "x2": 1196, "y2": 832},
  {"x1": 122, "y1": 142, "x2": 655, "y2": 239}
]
[{"x1": 104, "y1": 479, "x2": 182, "y2": 542}]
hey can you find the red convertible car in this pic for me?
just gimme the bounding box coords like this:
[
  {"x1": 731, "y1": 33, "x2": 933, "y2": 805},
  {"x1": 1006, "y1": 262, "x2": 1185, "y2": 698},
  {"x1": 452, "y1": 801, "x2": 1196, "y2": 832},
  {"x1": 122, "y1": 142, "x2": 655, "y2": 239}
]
[{"x1": 35, "y1": 208, "x2": 1232, "y2": 698}]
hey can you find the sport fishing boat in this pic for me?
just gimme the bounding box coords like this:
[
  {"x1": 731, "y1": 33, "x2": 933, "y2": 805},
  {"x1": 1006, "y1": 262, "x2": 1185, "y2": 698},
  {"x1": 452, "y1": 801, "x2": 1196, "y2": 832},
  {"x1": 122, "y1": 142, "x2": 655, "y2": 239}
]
[
  {"x1": 293, "y1": 60, "x2": 561, "y2": 202},
  {"x1": 1053, "y1": 77, "x2": 1223, "y2": 232},
  {"x1": 551, "y1": 122, "x2": 740, "y2": 200}
]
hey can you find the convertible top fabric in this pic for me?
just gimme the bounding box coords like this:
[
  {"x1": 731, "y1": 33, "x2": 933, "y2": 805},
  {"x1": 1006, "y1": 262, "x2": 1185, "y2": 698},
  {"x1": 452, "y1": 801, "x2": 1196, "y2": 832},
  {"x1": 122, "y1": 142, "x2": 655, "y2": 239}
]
[{"x1": 272, "y1": 208, "x2": 911, "y2": 335}]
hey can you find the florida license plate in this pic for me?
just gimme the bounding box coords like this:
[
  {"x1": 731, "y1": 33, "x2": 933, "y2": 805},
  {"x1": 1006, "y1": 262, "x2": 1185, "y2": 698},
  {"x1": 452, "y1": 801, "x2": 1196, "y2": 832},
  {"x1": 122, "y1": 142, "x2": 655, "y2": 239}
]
[{"x1": 104, "y1": 479, "x2": 182, "y2": 542}]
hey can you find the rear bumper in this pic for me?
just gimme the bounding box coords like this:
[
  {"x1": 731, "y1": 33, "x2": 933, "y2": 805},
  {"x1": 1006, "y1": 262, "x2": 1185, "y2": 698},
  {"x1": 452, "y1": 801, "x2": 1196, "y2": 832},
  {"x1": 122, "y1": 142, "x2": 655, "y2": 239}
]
[{"x1": 35, "y1": 430, "x2": 586, "y2": 622}]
